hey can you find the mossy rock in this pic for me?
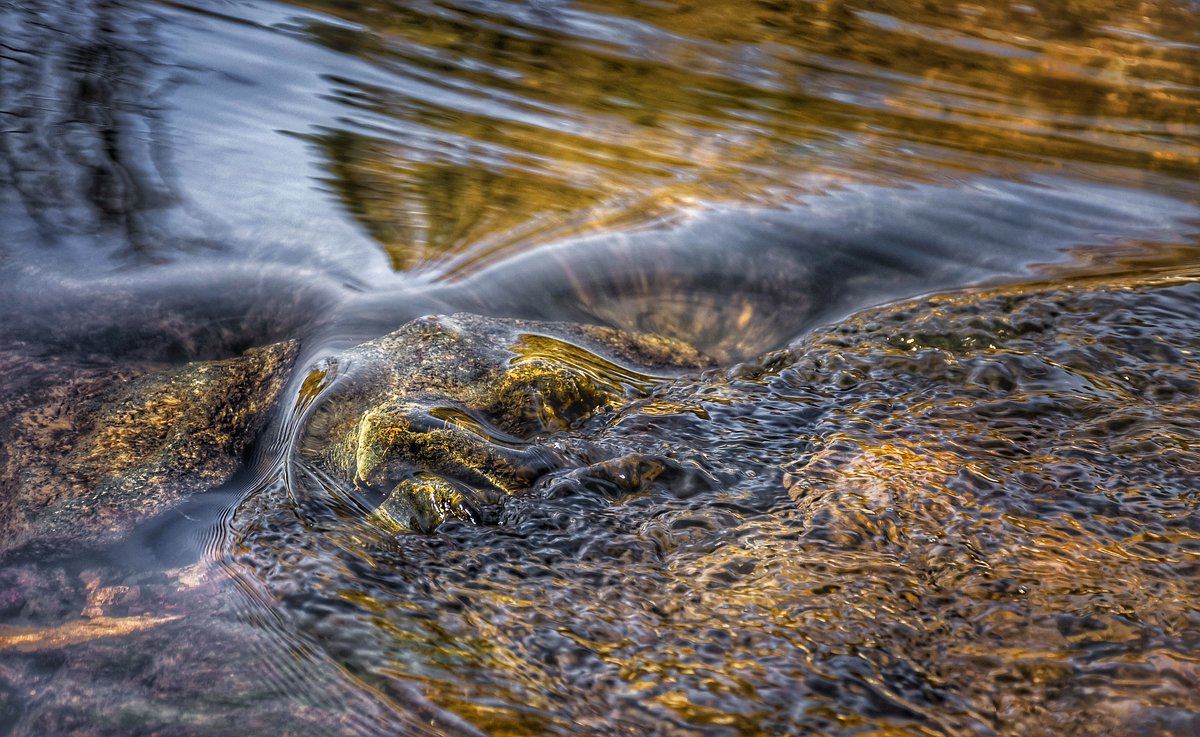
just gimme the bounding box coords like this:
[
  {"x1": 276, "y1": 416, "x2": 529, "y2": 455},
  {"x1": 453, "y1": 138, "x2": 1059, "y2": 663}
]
[{"x1": 0, "y1": 343, "x2": 297, "y2": 555}]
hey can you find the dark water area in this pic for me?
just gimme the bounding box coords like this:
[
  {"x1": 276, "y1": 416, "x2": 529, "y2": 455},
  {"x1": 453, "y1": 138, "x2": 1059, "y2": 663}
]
[{"x1": 1, "y1": 0, "x2": 1199, "y2": 735}]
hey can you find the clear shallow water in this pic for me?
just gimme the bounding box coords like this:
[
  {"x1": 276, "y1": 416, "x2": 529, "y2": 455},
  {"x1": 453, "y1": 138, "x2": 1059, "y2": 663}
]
[{"x1": 1, "y1": 0, "x2": 1199, "y2": 735}]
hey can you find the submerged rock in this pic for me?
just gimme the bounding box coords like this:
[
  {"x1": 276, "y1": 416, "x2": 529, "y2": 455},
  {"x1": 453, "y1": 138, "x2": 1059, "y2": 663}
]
[
  {"x1": 0, "y1": 342, "x2": 296, "y2": 555},
  {"x1": 3, "y1": 274, "x2": 1199, "y2": 736},
  {"x1": 224, "y1": 269, "x2": 1200, "y2": 737},
  {"x1": 0, "y1": 312, "x2": 709, "y2": 553},
  {"x1": 295, "y1": 313, "x2": 712, "y2": 531}
]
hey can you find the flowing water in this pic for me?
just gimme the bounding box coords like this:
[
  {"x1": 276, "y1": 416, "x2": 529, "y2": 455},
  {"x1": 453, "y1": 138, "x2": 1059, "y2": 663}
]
[{"x1": 1, "y1": 0, "x2": 1199, "y2": 735}]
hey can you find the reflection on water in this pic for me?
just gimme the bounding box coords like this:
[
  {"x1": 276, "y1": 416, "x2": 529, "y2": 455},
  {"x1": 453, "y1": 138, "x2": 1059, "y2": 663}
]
[
  {"x1": 289, "y1": 0, "x2": 1200, "y2": 274},
  {"x1": 441, "y1": 180, "x2": 1197, "y2": 360},
  {"x1": 9, "y1": 0, "x2": 1193, "y2": 276},
  {"x1": 0, "y1": 0, "x2": 1199, "y2": 735},
  {"x1": 0, "y1": 0, "x2": 190, "y2": 260}
]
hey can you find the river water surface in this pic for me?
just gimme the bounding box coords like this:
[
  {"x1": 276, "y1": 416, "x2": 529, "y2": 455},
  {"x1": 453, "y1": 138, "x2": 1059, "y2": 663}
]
[{"x1": 1, "y1": 1, "x2": 1198, "y2": 735}]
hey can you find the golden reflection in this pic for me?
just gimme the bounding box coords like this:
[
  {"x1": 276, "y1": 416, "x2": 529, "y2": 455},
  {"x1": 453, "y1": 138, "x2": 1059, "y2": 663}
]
[
  {"x1": 289, "y1": 0, "x2": 1199, "y2": 273},
  {"x1": 146, "y1": 3, "x2": 1200, "y2": 730},
  {"x1": 294, "y1": 361, "x2": 336, "y2": 414},
  {"x1": 509, "y1": 333, "x2": 667, "y2": 391},
  {"x1": 0, "y1": 616, "x2": 181, "y2": 653}
]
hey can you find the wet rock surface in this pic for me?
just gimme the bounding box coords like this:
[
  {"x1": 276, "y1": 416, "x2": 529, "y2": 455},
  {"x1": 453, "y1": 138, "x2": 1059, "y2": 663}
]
[
  {"x1": 232, "y1": 269, "x2": 1200, "y2": 736},
  {"x1": 1, "y1": 272, "x2": 1199, "y2": 736},
  {"x1": 3, "y1": 0, "x2": 1200, "y2": 732},
  {"x1": 0, "y1": 313, "x2": 718, "y2": 736},
  {"x1": 0, "y1": 342, "x2": 296, "y2": 556},
  {"x1": 295, "y1": 313, "x2": 713, "y2": 531}
]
